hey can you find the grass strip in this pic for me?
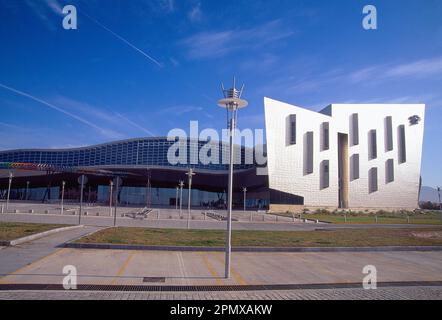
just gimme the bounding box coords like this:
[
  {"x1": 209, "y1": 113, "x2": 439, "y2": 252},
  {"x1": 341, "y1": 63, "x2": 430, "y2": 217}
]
[{"x1": 75, "y1": 226, "x2": 442, "y2": 247}]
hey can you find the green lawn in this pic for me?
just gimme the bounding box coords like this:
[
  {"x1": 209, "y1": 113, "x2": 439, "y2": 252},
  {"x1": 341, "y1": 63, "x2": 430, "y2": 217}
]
[
  {"x1": 0, "y1": 222, "x2": 68, "y2": 241},
  {"x1": 75, "y1": 226, "x2": 442, "y2": 247},
  {"x1": 304, "y1": 214, "x2": 441, "y2": 224},
  {"x1": 276, "y1": 210, "x2": 441, "y2": 225}
]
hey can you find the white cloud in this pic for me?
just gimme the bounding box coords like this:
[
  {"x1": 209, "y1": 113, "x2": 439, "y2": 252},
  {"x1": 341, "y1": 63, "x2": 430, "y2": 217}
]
[
  {"x1": 45, "y1": 0, "x2": 62, "y2": 15},
  {"x1": 385, "y1": 57, "x2": 442, "y2": 78},
  {"x1": 188, "y1": 2, "x2": 202, "y2": 22},
  {"x1": 180, "y1": 19, "x2": 294, "y2": 59},
  {"x1": 52, "y1": 96, "x2": 156, "y2": 137},
  {"x1": 272, "y1": 56, "x2": 442, "y2": 95},
  {"x1": 0, "y1": 84, "x2": 125, "y2": 140},
  {"x1": 160, "y1": 105, "x2": 203, "y2": 115},
  {"x1": 114, "y1": 112, "x2": 156, "y2": 137},
  {"x1": 23, "y1": 0, "x2": 57, "y2": 31}
]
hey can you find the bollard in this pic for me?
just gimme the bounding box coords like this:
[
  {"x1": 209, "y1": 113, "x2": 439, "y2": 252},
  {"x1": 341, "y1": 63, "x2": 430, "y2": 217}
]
[
  {"x1": 250, "y1": 212, "x2": 253, "y2": 222},
  {"x1": 344, "y1": 214, "x2": 347, "y2": 223},
  {"x1": 15, "y1": 209, "x2": 20, "y2": 213},
  {"x1": 204, "y1": 212, "x2": 207, "y2": 220},
  {"x1": 29, "y1": 209, "x2": 34, "y2": 214},
  {"x1": 407, "y1": 216, "x2": 410, "y2": 224},
  {"x1": 1, "y1": 204, "x2": 3, "y2": 214},
  {"x1": 292, "y1": 214, "x2": 295, "y2": 223},
  {"x1": 316, "y1": 219, "x2": 319, "y2": 224},
  {"x1": 263, "y1": 214, "x2": 265, "y2": 221},
  {"x1": 375, "y1": 215, "x2": 378, "y2": 223},
  {"x1": 157, "y1": 210, "x2": 160, "y2": 220}
]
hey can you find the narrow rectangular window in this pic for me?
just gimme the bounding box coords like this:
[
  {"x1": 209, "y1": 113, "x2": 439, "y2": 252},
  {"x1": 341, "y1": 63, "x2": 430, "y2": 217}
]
[
  {"x1": 321, "y1": 122, "x2": 329, "y2": 151},
  {"x1": 350, "y1": 154, "x2": 360, "y2": 181},
  {"x1": 385, "y1": 159, "x2": 394, "y2": 183},
  {"x1": 289, "y1": 114, "x2": 296, "y2": 145},
  {"x1": 368, "y1": 129, "x2": 377, "y2": 160},
  {"x1": 304, "y1": 131, "x2": 314, "y2": 174},
  {"x1": 398, "y1": 125, "x2": 406, "y2": 163},
  {"x1": 320, "y1": 160, "x2": 330, "y2": 189},
  {"x1": 351, "y1": 113, "x2": 359, "y2": 146},
  {"x1": 369, "y1": 167, "x2": 378, "y2": 193},
  {"x1": 385, "y1": 116, "x2": 393, "y2": 151}
]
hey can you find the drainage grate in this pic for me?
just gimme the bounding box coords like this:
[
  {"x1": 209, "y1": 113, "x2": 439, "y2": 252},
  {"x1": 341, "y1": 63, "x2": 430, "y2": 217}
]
[
  {"x1": 1, "y1": 281, "x2": 442, "y2": 292},
  {"x1": 143, "y1": 277, "x2": 166, "y2": 283}
]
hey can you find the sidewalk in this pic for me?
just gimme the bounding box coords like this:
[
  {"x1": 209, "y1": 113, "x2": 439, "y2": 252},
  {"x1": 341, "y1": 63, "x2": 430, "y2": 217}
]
[
  {"x1": 1, "y1": 248, "x2": 442, "y2": 286},
  {"x1": 0, "y1": 225, "x2": 103, "y2": 278}
]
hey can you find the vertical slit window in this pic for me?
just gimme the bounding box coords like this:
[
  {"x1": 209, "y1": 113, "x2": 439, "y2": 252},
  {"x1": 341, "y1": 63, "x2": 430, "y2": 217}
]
[
  {"x1": 321, "y1": 122, "x2": 329, "y2": 151},
  {"x1": 351, "y1": 113, "x2": 359, "y2": 146},
  {"x1": 385, "y1": 159, "x2": 394, "y2": 183},
  {"x1": 368, "y1": 129, "x2": 377, "y2": 160},
  {"x1": 385, "y1": 116, "x2": 393, "y2": 151},
  {"x1": 289, "y1": 114, "x2": 296, "y2": 145},
  {"x1": 320, "y1": 160, "x2": 330, "y2": 189},
  {"x1": 369, "y1": 167, "x2": 378, "y2": 193},
  {"x1": 398, "y1": 125, "x2": 406, "y2": 163},
  {"x1": 350, "y1": 154, "x2": 360, "y2": 181},
  {"x1": 304, "y1": 131, "x2": 314, "y2": 174}
]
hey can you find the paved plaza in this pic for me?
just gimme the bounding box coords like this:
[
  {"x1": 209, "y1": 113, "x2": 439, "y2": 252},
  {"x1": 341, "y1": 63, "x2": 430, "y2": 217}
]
[
  {"x1": 1, "y1": 202, "x2": 442, "y2": 299},
  {"x1": 2, "y1": 286, "x2": 442, "y2": 300},
  {"x1": 0, "y1": 201, "x2": 436, "y2": 231},
  {"x1": 1, "y1": 240, "x2": 442, "y2": 286}
]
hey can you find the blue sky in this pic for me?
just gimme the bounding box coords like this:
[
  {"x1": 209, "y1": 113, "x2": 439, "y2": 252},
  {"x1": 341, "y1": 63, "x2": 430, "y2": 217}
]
[{"x1": 0, "y1": 0, "x2": 441, "y2": 187}]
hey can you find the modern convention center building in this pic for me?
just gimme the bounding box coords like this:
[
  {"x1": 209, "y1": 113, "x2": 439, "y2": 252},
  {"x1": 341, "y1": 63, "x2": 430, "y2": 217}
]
[{"x1": 0, "y1": 98, "x2": 425, "y2": 211}]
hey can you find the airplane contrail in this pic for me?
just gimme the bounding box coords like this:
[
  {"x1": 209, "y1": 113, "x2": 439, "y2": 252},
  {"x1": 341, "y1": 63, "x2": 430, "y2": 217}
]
[
  {"x1": 80, "y1": 11, "x2": 163, "y2": 68},
  {"x1": 0, "y1": 83, "x2": 119, "y2": 138},
  {"x1": 114, "y1": 112, "x2": 155, "y2": 137}
]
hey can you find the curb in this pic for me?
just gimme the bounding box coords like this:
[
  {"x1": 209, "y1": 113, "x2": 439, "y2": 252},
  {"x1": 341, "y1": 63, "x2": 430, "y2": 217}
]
[
  {"x1": 62, "y1": 242, "x2": 442, "y2": 253},
  {"x1": 1, "y1": 225, "x2": 84, "y2": 246}
]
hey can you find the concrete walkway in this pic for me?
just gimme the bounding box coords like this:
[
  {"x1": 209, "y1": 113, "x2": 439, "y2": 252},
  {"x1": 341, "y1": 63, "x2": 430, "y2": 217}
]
[
  {"x1": 0, "y1": 225, "x2": 103, "y2": 278},
  {"x1": 0, "y1": 212, "x2": 436, "y2": 231},
  {"x1": 1, "y1": 248, "x2": 441, "y2": 286}
]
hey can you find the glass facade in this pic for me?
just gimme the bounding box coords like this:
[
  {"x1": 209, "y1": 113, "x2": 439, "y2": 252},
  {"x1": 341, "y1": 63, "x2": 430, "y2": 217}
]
[
  {"x1": 0, "y1": 137, "x2": 255, "y2": 170},
  {"x1": 0, "y1": 137, "x2": 267, "y2": 208}
]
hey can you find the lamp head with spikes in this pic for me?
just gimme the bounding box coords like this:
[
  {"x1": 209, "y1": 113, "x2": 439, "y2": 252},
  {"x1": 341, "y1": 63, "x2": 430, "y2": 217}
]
[{"x1": 218, "y1": 76, "x2": 248, "y2": 111}]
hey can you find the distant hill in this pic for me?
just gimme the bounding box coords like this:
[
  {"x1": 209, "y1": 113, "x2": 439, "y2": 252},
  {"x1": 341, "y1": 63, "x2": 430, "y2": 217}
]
[{"x1": 420, "y1": 186, "x2": 440, "y2": 203}]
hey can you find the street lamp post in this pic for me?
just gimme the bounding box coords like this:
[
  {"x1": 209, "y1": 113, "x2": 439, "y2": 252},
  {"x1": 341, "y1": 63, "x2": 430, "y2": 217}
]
[
  {"x1": 25, "y1": 181, "x2": 30, "y2": 201},
  {"x1": 243, "y1": 187, "x2": 247, "y2": 211},
  {"x1": 217, "y1": 77, "x2": 248, "y2": 279},
  {"x1": 438, "y1": 187, "x2": 442, "y2": 224},
  {"x1": 146, "y1": 171, "x2": 151, "y2": 209},
  {"x1": 179, "y1": 180, "x2": 184, "y2": 218},
  {"x1": 60, "y1": 181, "x2": 65, "y2": 215},
  {"x1": 113, "y1": 176, "x2": 121, "y2": 227},
  {"x1": 6, "y1": 172, "x2": 13, "y2": 212},
  {"x1": 175, "y1": 186, "x2": 179, "y2": 210},
  {"x1": 109, "y1": 180, "x2": 113, "y2": 217},
  {"x1": 185, "y1": 169, "x2": 195, "y2": 229},
  {"x1": 78, "y1": 175, "x2": 88, "y2": 225}
]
